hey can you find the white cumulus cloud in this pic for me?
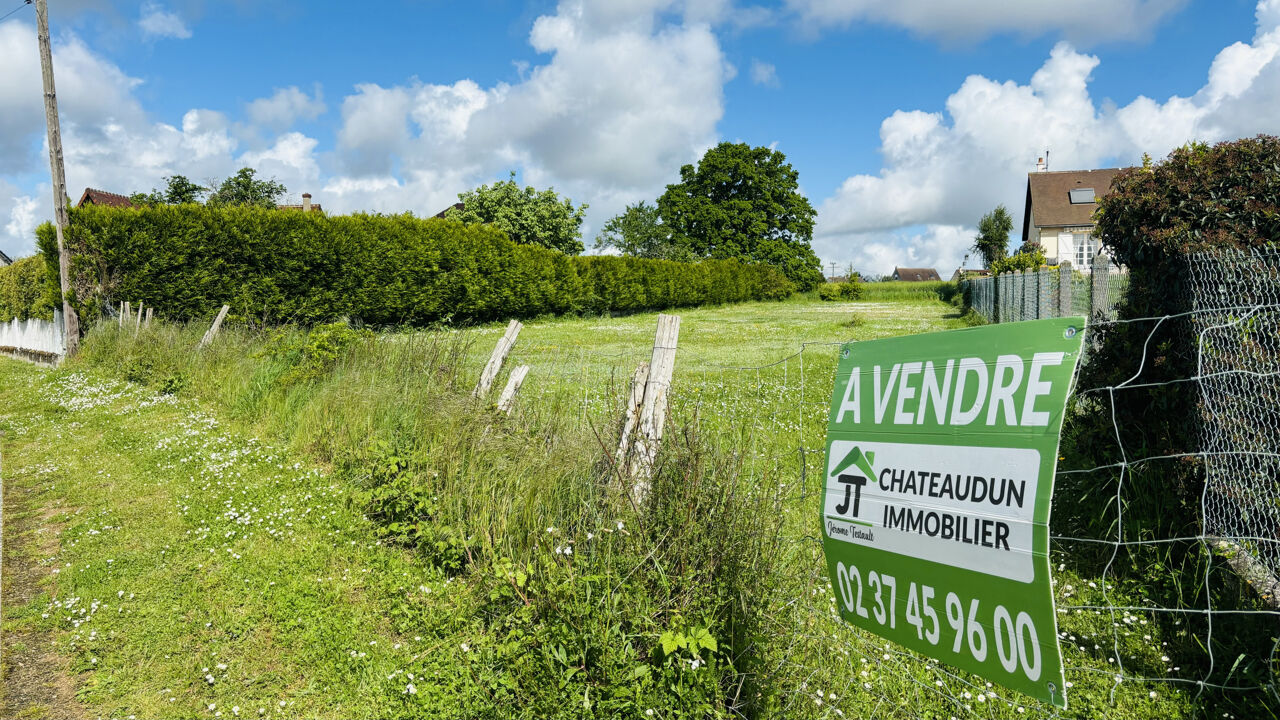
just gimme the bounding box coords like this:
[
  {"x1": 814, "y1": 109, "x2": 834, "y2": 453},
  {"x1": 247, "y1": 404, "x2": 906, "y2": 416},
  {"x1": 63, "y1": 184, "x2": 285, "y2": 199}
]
[
  {"x1": 328, "y1": 0, "x2": 733, "y2": 229},
  {"x1": 138, "y1": 3, "x2": 192, "y2": 40},
  {"x1": 246, "y1": 86, "x2": 327, "y2": 131},
  {"x1": 814, "y1": 0, "x2": 1280, "y2": 276},
  {"x1": 750, "y1": 59, "x2": 780, "y2": 87}
]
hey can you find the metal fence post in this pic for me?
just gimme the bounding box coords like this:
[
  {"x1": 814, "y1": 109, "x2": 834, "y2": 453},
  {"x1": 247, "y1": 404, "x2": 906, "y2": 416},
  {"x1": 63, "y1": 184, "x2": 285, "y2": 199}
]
[
  {"x1": 1059, "y1": 261, "x2": 1072, "y2": 317},
  {"x1": 1090, "y1": 253, "x2": 1109, "y2": 321}
]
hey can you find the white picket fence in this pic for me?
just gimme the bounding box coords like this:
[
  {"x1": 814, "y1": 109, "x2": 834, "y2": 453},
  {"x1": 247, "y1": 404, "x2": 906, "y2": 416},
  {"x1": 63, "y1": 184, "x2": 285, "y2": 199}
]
[{"x1": 0, "y1": 310, "x2": 66, "y2": 362}]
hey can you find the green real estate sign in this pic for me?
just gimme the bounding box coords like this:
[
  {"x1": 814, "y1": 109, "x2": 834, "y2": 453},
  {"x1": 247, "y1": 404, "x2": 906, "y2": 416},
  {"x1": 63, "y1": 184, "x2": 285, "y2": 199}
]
[{"x1": 821, "y1": 317, "x2": 1085, "y2": 708}]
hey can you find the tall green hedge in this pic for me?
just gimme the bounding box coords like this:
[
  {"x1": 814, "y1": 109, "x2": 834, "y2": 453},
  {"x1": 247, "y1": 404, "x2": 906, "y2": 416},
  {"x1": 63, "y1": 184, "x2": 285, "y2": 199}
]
[
  {"x1": 36, "y1": 205, "x2": 793, "y2": 325},
  {"x1": 0, "y1": 254, "x2": 54, "y2": 323}
]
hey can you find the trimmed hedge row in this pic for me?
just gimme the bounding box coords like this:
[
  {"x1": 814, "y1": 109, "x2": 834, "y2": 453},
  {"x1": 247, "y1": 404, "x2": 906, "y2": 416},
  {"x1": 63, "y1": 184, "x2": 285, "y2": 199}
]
[
  {"x1": 37, "y1": 205, "x2": 793, "y2": 325},
  {"x1": 0, "y1": 254, "x2": 54, "y2": 323}
]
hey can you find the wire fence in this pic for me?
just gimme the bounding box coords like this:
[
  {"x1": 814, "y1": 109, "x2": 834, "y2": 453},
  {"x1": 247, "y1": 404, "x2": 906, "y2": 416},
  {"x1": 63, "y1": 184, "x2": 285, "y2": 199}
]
[
  {"x1": 964, "y1": 255, "x2": 1129, "y2": 325},
  {"x1": 594, "y1": 245, "x2": 1277, "y2": 718}
]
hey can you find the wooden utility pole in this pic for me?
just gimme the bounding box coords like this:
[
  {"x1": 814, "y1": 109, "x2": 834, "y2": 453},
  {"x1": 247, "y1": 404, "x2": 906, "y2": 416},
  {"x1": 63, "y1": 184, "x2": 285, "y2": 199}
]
[{"x1": 35, "y1": 0, "x2": 80, "y2": 356}]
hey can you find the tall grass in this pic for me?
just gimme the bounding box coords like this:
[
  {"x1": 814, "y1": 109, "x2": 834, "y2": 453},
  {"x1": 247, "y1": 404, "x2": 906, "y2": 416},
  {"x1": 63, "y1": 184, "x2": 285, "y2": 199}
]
[
  {"x1": 860, "y1": 280, "x2": 958, "y2": 302},
  {"x1": 60, "y1": 311, "x2": 1271, "y2": 719},
  {"x1": 70, "y1": 319, "x2": 794, "y2": 717}
]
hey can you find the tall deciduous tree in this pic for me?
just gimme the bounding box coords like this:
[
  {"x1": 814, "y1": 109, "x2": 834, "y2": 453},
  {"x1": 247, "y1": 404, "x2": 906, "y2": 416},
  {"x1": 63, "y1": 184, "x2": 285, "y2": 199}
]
[
  {"x1": 206, "y1": 168, "x2": 287, "y2": 209},
  {"x1": 131, "y1": 175, "x2": 207, "y2": 206},
  {"x1": 973, "y1": 205, "x2": 1013, "y2": 267},
  {"x1": 658, "y1": 142, "x2": 822, "y2": 290},
  {"x1": 446, "y1": 173, "x2": 588, "y2": 255},
  {"x1": 594, "y1": 201, "x2": 684, "y2": 260}
]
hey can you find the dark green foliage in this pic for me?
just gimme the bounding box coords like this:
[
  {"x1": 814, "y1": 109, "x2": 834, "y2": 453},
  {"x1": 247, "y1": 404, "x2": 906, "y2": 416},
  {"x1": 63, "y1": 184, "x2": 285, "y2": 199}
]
[
  {"x1": 594, "y1": 200, "x2": 683, "y2": 260},
  {"x1": 1014, "y1": 239, "x2": 1042, "y2": 256},
  {"x1": 49, "y1": 204, "x2": 792, "y2": 326},
  {"x1": 206, "y1": 167, "x2": 287, "y2": 208},
  {"x1": 446, "y1": 173, "x2": 588, "y2": 255},
  {"x1": 259, "y1": 321, "x2": 374, "y2": 386},
  {"x1": 0, "y1": 254, "x2": 55, "y2": 322},
  {"x1": 350, "y1": 439, "x2": 469, "y2": 574},
  {"x1": 132, "y1": 174, "x2": 207, "y2": 206},
  {"x1": 658, "y1": 142, "x2": 823, "y2": 291},
  {"x1": 1068, "y1": 135, "x2": 1280, "y2": 539},
  {"x1": 973, "y1": 205, "x2": 1013, "y2": 267},
  {"x1": 1057, "y1": 136, "x2": 1280, "y2": 700},
  {"x1": 816, "y1": 281, "x2": 861, "y2": 301}
]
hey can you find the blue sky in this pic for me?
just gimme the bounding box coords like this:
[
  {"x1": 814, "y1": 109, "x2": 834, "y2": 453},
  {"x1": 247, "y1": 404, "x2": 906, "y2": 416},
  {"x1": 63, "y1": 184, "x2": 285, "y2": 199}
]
[{"x1": 2, "y1": 0, "x2": 1277, "y2": 274}]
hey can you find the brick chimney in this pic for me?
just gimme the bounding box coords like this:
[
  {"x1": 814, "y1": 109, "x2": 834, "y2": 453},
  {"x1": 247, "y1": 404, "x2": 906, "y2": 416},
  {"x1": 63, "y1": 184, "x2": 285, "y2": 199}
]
[{"x1": 302, "y1": 193, "x2": 312, "y2": 212}]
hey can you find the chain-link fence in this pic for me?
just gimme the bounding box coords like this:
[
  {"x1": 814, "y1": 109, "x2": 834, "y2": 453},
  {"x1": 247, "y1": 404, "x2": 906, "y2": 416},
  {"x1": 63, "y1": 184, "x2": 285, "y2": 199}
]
[
  {"x1": 1189, "y1": 247, "x2": 1280, "y2": 597},
  {"x1": 964, "y1": 255, "x2": 1129, "y2": 324}
]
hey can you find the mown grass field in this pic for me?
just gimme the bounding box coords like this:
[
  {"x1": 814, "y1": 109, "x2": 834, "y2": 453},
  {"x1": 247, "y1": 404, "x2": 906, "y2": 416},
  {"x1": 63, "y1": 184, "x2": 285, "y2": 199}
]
[{"x1": 0, "y1": 286, "x2": 1265, "y2": 719}]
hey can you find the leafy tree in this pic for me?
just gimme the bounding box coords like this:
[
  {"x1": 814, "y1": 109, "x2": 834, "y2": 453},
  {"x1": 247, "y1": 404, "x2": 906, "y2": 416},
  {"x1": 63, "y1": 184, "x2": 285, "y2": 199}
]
[
  {"x1": 131, "y1": 175, "x2": 206, "y2": 206},
  {"x1": 989, "y1": 246, "x2": 1045, "y2": 275},
  {"x1": 446, "y1": 173, "x2": 588, "y2": 255},
  {"x1": 206, "y1": 168, "x2": 287, "y2": 209},
  {"x1": 594, "y1": 201, "x2": 684, "y2": 260},
  {"x1": 163, "y1": 175, "x2": 206, "y2": 204},
  {"x1": 972, "y1": 205, "x2": 1013, "y2": 267},
  {"x1": 657, "y1": 142, "x2": 823, "y2": 290}
]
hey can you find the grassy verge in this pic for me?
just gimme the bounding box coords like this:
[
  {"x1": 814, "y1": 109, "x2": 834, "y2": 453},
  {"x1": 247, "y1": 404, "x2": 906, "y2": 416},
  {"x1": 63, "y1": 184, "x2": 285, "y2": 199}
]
[{"x1": 0, "y1": 293, "x2": 1266, "y2": 718}]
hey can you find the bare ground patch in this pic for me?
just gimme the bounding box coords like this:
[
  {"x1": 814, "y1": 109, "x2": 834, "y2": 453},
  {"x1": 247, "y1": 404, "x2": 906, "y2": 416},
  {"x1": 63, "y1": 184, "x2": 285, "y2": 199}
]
[{"x1": 1, "y1": 466, "x2": 86, "y2": 720}]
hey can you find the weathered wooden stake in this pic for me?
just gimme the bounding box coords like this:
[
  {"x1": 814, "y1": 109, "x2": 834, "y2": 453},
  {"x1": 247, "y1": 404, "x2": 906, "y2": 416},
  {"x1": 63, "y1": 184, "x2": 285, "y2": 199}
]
[
  {"x1": 496, "y1": 365, "x2": 530, "y2": 415},
  {"x1": 122, "y1": 301, "x2": 131, "y2": 329},
  {"x1": 474, "y1": 320, "x2": 523, "y2": 399},
  {"x1": 199, "y1": 305, "x2": 230, "y2": 348},
  {"x1": 144, "y1": 307, "x2": 154, "y2": 328},
  {"x1": 614, "y1": 362, "x2": 650, "y2": 471},
  {"x1": 118, "y1": 301, "x2": 125, "y2": 328},
  {"x1": 627, "y1": 314, "x2": 680, "y2": 504},
  {"x1": 134, "y1": 301, "x2": 143, "y2": 334},
  {"x1": 1213, "y1": 539, "x2": 1280, "y2": 609}
]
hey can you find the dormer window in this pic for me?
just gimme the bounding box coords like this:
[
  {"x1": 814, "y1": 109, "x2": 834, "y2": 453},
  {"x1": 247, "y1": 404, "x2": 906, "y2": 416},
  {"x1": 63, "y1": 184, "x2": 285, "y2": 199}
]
[{"x1": 1069, "y1": 188, "x2": 1096, "y2": 204}]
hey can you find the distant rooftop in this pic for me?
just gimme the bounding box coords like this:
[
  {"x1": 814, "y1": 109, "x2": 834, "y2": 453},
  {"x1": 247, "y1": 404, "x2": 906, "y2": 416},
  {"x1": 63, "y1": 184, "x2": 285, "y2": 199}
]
[{"x1": 77, "y1": 188, "x2": 135, "y2": 209}]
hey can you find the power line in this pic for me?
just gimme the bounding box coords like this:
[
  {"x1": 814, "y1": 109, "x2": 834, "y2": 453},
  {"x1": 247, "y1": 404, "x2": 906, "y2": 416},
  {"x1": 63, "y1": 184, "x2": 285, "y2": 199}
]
[{"x1": 0, "y1": 1, "x2": 32, "y2": 23}]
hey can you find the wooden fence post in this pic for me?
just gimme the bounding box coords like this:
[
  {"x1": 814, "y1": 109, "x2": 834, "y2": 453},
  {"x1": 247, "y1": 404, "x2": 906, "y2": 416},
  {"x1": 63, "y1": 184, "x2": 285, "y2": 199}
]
[
  {"x1": 614, "y1": 362, "x2": 650, "y2": 471},
  {"x1": 134, "y1": 301, "x2": 143, "y2": 334},
  {"x1": 496, "y1": 365, "x2": 530, "y2": 415},
  {"x1": 474, "y1": 320, "x2": 523, "y2": 399},
  {"x1": 118, "y1": 301, "x2": 124, "y2": 328},
  {"x1": 144, "y1": 307, "x2": 154, "y2": 328},
  {"x1": 199, "y1": 305, "x2": 230, "y2": 348},
  {"x1": 627, "y1": 314, "x2": 680, "y2": 504},
  {"x1": 1058, "y1": 261, "x2": 1073, "y2": 317},
  {"x1": 122, "y1": 301, "x2": 131, "y2": 329}
]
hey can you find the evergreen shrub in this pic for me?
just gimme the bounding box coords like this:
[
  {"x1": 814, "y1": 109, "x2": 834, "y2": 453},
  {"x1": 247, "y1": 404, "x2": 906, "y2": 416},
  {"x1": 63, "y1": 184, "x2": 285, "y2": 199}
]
[
  {"x1": 36, "y1": 205, "x2": 793, "y2": 325},
  {"x1": 0, "y1": 254, "x2": 54, "y2": 322}
]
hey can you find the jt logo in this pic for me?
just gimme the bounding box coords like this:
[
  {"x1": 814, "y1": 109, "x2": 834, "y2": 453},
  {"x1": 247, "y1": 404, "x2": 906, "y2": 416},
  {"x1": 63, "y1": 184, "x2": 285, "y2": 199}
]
[
  {"x1": 830, "y1": 445, "x2": 877, "y2": 519},
  {"x1": 836, "y1": 473, "x2": 867, "y2": 516}
]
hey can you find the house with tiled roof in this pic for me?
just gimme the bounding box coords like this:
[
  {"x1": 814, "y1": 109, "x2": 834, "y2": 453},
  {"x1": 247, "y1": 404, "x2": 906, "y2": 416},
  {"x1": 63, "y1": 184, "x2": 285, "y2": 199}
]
[
  {"x1": 1021, "y1": 167, "x2": 1122, "y2": 270},
  {"x1": 76, "y1": 188, "x2": 135, "y2": 208},
  {"x1": 892, "y1": 267, "x2": 941, "y2": 282}
]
